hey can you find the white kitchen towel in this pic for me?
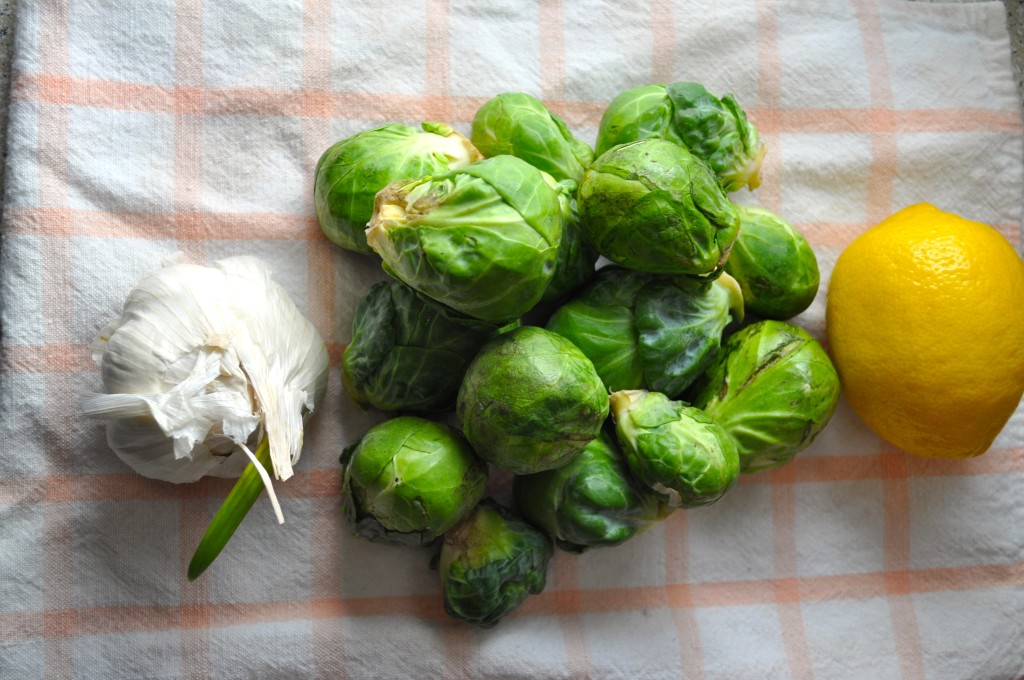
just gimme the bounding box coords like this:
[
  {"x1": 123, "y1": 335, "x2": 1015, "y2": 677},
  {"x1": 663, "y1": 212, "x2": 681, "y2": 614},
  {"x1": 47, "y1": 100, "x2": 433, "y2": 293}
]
[{"x1": 1, "y1": 1, "x2": 1022, "y2": 679}]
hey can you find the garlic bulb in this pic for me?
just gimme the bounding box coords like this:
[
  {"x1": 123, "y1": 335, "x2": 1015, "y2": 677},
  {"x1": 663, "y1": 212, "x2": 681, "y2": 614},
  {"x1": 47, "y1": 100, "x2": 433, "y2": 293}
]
[{"x1": 82, "y1": 256, "x2": 329, "y2": 494}]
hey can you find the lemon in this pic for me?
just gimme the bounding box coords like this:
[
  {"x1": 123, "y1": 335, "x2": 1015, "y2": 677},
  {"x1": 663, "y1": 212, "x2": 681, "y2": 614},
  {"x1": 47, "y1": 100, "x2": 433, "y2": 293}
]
[{"x1": 826, "y1": 203, "x2": 1024, "y2": 459}]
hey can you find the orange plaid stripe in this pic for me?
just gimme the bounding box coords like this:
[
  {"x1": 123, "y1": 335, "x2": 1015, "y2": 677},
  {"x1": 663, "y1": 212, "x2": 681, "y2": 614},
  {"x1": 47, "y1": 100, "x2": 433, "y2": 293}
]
[
  {"x1": 853, "y1": 0, "x2": 927, "y2": 676},
  {"x1": 2, "y1": 450, "x2": 1021, "y2": 509},
  {"x1": 5, "y1": 560, "x2": 1017, "y2": 645},
  {"x1": 13, "y1": 73, "x2": 1022, "y2": 135}
]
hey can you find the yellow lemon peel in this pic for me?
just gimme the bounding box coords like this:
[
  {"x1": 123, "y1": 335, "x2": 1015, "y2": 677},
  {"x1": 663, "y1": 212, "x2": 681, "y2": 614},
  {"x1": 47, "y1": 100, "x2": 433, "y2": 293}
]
[{"x1": 826, "y1": 203, "x2": 1024, "y2": 459}]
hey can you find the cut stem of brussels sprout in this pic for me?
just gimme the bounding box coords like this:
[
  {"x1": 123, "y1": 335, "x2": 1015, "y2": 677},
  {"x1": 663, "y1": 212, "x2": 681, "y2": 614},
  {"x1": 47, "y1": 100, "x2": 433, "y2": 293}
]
[
  {"x1": 714, "y1": 271, "x2": 745, "y2": 324},
  {"x1": 733, "y1": 144, "x2": 766, "y2": 191},
  {"x1": 188, "y1": 438, "x2": 275, "y2": 581},
  {"x1": 420, "y1": 121, "x2": 482, "y2": 167}
]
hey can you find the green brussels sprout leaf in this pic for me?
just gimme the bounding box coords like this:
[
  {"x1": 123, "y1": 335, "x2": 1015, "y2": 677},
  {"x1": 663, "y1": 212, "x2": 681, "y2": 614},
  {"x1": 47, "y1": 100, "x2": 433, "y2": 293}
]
[
  {"x1": 687, "y1": 320, "x2": 841, "y2": 473},
  {"x1": 664, "y1": 82, "x2": 766, "y2": 192},
  {"x1": 546, "y1": 267, "x2": 649, "y2": 391},
  {"x1": 725, "y1": 205, "x2": 820, "y2": 320},
  {"x1": 366, "y1": 155, "x2": 564, "y2": 325},
  {"x1": 457, "y1": 326, "x2": 609, "y2": 474},
  {"x1": 595, "y1": 84, "x2": 683, "y2": 154},
  {"x1": 438, "y1": 499, "x2": 553, "y2": 628},
  {"x1": 546, "y1": 267, "x2": 743, "y2": 397},
  {"x1": 314, "y1": 122, "x2": 482, "y2": 252},
  {"x1": 471, "y1": 92, "x2": 595, "y2": 183},
  {"x1": 513, "y1": 430, "x2": 670, "y2": 552},
  {"x1": 610, "y1": 390, "x2": 740, "y2": 507},
  {"x1": 634, "y1": 272, "x2": 743, "y2": 396},
  {"x1": 342, "y1": 280, "x2": 506, "y2": 412},
  {"x1": 595, "y1": 82, "x2": 765, "y2": 192},
  {"x1": 538, "y1": 183, "x2": 599, "y2": 305},
  {"x1": 578, "y1": 139, "x2": 740, "y2": 277},
  {"x1": 341, "y1": 416, "x2": 488, "y2": 546}
]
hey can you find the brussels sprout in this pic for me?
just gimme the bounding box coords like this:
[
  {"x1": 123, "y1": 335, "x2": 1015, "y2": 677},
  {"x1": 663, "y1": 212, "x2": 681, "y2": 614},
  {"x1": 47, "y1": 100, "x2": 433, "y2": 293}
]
[
  {"x1": 438, "y1": 499, "x2": 552, "y2": 628},
  {"x1": 610, "y1": 390, "x2": 739, "y2": 508},
  {"x1": 725, "y1": 205, "x2": 820, "y2": 320},
  {"x1": 687, "y1": 320, "x2": 841, "y2": 473},
  {"x1": 366, "y1": 155, "x2": 565, "y2": 325},
  {"x1": 513, "y1": 431, "x2": 669, "y2": 552},
  {"x1": 341, "y1": 416, "x2": 487, "y2": 546},
  {"x1": 546, "y1": 267, "x2": 646, "y2": 390},
  {"x1": 457, "y1": 326, "x2": 609, "y2": 474},
  {"x1": 595, "y1": 82, "x2": 765, "y2": 192},
  {"x1": 314, "y1": 122, "x2": 482, "y2": 253},
  {"x1": 471, "y1": 92, "x2": 594, "y2": 184},
  {"x1": 539, "y1": 188, "x2": 599, "y2": 304},
  {"x1": 546, "y1": 266, "x2": 743, "y2": 397},
  {"x1": 578, "y1": 139, "x2": 740, "y2": 277},
  {"x1": 341, "y1": 279, "x2": 506, "y2": 412},
  {"x1": 594, "y1": 84, "x2": 676, "y2": 154}
]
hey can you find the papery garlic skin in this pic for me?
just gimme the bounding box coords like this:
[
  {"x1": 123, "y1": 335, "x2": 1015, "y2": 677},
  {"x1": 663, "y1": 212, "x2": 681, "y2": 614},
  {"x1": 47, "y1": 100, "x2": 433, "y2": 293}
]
[{"x1": 82, "y1": 256, "x2": 329, "y2": 485}]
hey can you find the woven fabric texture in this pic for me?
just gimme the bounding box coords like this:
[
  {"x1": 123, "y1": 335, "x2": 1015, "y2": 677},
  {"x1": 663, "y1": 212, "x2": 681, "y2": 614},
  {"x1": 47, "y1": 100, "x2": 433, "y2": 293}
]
[{"x1": 1, "y1": 1, "x2": 1022, "y2": 678}]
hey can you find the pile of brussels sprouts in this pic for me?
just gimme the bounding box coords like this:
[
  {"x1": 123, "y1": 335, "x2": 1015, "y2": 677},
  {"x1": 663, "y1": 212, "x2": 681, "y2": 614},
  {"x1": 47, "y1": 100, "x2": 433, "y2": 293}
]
[{"x1": 315, "y1": 84, "x2": 841, "y2": 628}]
